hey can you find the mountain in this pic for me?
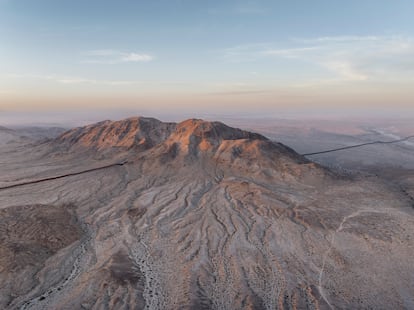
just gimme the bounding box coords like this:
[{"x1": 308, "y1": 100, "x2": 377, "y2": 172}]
[
  {"x1": 15, "y1": 127, "x2": 67, "y2": 140},
  {"x1": 0, "y1": 126, "x2": 13, "y2": 132},
  {"x1": 0, "y1": 126, "x2": 67, "y2": 146},
  {"x1": 56, "y1": 117, "x2": 176, "y2": 150},
  {"x1": 0, "y1": 117, "x2": 413, "y2": 310},
  {"x1": 0, "y1": 126, "x2": 21, "y2": 145},
  {"x1": 54, "y1": 117, "x2": 318, "y2": 178}
]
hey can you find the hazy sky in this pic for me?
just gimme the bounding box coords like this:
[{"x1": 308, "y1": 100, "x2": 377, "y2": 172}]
[{"x1": 1, "y1": 0, "x2": 414, "y2": 123}]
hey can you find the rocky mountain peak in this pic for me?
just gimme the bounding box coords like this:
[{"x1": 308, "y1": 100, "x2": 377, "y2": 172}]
[
  {"x1": 55, "y1": 117, "x2": 269, "y2": 152},
  {"x1": 55, "y1": 116, "x2": 176, "y2": 150}
]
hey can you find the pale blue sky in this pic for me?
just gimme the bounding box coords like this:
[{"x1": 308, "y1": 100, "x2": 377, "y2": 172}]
[{"x1": 1, "y1": 0, "x2": 414, "y2": 123}]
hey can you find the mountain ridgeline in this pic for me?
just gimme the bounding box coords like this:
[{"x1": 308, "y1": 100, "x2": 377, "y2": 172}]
[{"x1": 54, "y1": 117, "x2": 322, "y2": 181}]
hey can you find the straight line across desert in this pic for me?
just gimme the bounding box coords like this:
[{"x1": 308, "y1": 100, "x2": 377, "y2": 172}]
[{"x1": 1, "y1": 1, "x2": 414, "y2": 310}]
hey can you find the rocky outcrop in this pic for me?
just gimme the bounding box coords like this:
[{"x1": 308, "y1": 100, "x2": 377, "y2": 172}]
[{"x1": 55, "y1": 117, "x2": 176, "y2": 150}]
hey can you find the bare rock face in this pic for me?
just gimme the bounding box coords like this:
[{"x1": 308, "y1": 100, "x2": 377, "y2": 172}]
[
  {"x1": 56, "y1": 117, "x2": 176, "y2": 150},
  {"x1": 1, "y1": 117, "x2": 413, "y2": 310}
]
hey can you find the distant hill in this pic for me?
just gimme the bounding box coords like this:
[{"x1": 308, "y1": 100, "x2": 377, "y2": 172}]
[{"x1": 0, "y1": 126, "x2": 67, "y2": 145}]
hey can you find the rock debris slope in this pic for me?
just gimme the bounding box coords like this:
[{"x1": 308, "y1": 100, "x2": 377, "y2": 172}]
[{"x1": 0, "y1": 117, "x2": 413, "y2": 310}]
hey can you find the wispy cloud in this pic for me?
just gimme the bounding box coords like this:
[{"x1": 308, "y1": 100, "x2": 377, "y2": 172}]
[
  {"x1": 57, "y1": 78, "x2": 143, "y2": 85},
  {"x1": 221, "y1": 43, "x2": 272, "y2": 62},
  {"x1": 83, "y1": 50, "x2": 154, "y2": 64},
  {"x1": 299, "y1": 35, "x2": 383, "y2": 43},
  {"x1": 206, "y1": 89, "x2": 269, "y2": 96},
  {"x1": 120, "y1": 53, "x2": 153, "y2": 62},
  {"x1": 7, "y1": 73, "x2": 56, "y2": 80},
  {"x1": 6, "y1": 73, "x2": 143, "y2": 85},
  {"x1": 323, "y1": 62, "x2": 368, "y2": 81},
  {"x1": 223, "y1": 35, "x2": 414, "y2": 81},
  {"x1": 5, "y1": 74, "x2": 196, "y2": 88}
]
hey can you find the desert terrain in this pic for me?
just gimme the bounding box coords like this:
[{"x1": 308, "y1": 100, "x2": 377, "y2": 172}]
[
  {"x1": 0, "y1": 117, "x2": 413, "y2": 310},
  {"x1": 226, "y1": 117, "x2": 414, "y2": 200}
]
